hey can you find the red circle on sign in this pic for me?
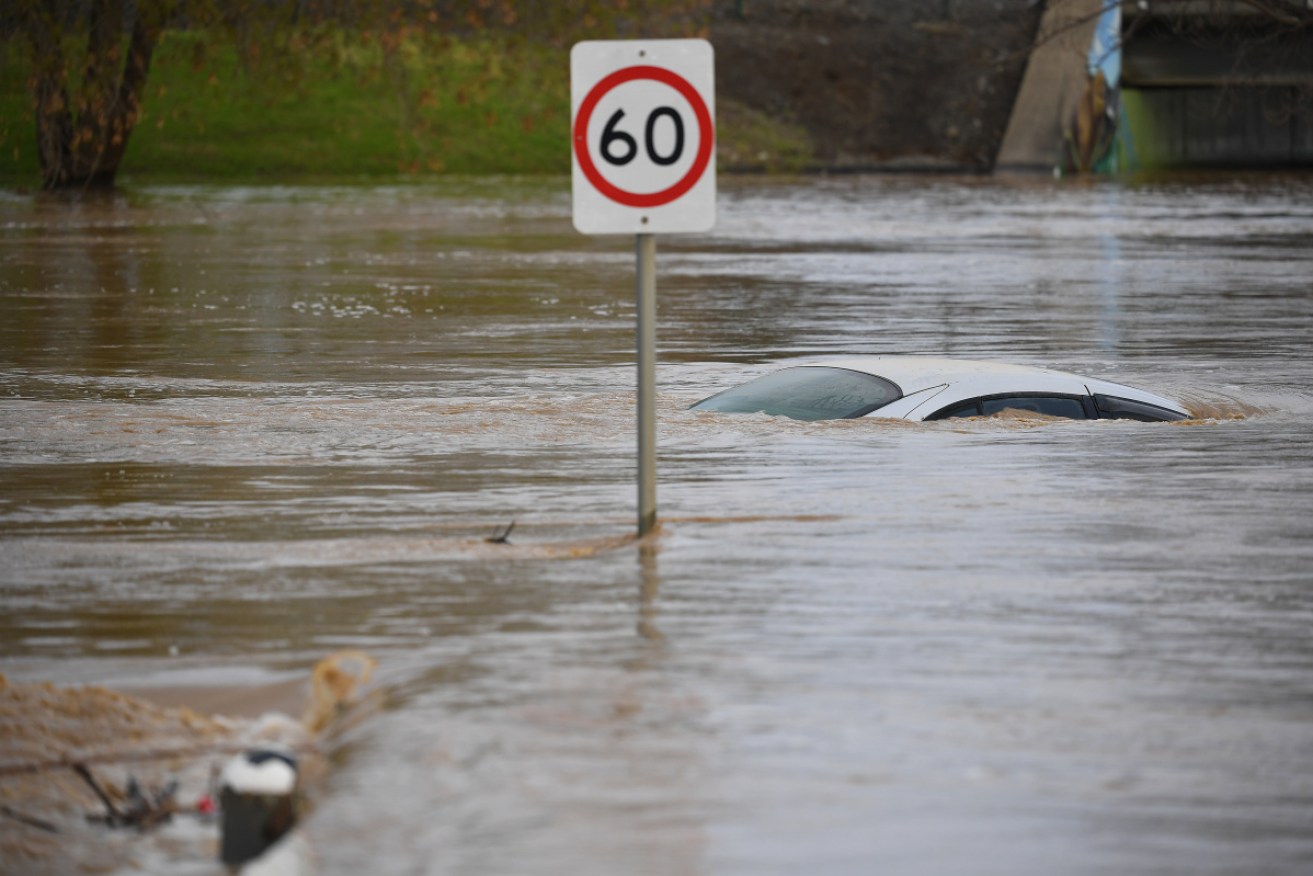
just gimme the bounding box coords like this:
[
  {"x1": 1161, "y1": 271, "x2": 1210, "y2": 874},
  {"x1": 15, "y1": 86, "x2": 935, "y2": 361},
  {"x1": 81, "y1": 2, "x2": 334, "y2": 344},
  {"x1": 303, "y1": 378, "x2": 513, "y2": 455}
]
[{"x1": 573, "y1": 65, "x2": 714, "y2": 209}]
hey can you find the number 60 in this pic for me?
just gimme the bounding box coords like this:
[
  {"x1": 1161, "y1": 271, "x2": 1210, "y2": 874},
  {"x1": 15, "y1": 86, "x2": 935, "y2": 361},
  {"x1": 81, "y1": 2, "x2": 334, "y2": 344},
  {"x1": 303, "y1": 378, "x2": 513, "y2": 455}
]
[{"x1": 600, "y1": 107, "x2": 685, "y2": 167}]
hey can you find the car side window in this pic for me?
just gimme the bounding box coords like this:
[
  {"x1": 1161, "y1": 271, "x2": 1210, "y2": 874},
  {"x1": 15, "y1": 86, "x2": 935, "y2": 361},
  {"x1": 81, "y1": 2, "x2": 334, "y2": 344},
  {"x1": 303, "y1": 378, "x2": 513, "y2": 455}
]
[
  {"x1": 980, "y1": 396, "x2": 1089, "y2": 419},
  {"x1": 1093, "y1": 394, "x2": 1188, "y2": 422},
  {"x1": 934, "y1": 400, "x2": 982, "y2": 419},
  {"x1": 927, "y1": 394, "x2": 1093, "y2": 421}
]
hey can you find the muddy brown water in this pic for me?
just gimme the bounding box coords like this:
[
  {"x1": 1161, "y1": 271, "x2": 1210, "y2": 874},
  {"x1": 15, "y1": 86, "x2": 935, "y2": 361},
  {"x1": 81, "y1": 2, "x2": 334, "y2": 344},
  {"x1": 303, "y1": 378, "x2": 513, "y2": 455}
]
[{"x1": 2, "y1": 175, "x2": 1312, "y2": 875}]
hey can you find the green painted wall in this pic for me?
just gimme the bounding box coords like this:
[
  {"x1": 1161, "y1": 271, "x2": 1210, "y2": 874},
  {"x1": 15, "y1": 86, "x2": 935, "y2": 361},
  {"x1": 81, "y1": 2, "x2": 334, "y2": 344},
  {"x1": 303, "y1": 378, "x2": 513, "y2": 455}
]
[{"x1": 1117, "y1": 86, "x2": 1313, "y2": 172}]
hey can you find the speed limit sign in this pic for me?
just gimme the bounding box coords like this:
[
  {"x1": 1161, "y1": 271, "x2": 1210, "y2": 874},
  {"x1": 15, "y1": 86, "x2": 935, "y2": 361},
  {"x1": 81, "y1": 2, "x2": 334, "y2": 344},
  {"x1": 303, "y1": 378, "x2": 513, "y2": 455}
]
[{"x1": 571, "y1": 39, "x2": 715, "y2": 235}]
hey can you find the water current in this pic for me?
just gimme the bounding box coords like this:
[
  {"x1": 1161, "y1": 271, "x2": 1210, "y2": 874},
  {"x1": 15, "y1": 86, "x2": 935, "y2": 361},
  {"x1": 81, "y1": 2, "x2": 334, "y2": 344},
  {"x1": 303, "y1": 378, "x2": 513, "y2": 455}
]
[{"x1": 2, "y1": 174, "x2": 1312, "y2": 874}]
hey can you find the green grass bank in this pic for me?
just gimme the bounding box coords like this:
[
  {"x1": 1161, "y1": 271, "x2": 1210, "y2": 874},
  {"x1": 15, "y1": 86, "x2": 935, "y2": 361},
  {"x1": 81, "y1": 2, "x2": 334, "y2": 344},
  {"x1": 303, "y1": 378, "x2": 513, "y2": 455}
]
[{"x1": 0, "y1": 31, "x2": 811, "y2": 188}]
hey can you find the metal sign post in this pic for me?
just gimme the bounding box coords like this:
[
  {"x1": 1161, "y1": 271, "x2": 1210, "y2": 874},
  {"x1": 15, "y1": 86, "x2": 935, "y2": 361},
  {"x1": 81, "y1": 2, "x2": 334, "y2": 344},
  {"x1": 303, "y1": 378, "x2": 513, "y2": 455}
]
[
  {"x1": 636, "y1": 233, "x2": 657, "y2": 535},
  {"x1": 571, "y1": 39, "x2": 715, "y2": 537}
]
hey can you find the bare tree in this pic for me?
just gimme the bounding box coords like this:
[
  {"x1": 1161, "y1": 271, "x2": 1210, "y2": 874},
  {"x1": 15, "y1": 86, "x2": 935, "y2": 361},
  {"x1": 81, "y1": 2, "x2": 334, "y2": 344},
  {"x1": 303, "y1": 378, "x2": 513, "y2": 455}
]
[{"x1": 13, "y1": 0, "x2": 172, "y2": 189}]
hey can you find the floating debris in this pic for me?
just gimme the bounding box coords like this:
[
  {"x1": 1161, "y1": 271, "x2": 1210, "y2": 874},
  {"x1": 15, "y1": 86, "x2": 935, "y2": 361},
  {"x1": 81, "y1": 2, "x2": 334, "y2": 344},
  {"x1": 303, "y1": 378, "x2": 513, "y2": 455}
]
[
  {"x1": 303, "y1": 649, "x2": 378, "y2": 735},
  {"x1": 0, "y1": 651, "x2": 377, "y2": 873},
  {"x1": 77, "y1": 763, "x2": 179, "y2": 831},
  {"x1": 219, "y1": 748, "x2": 301, "y2": 867}
]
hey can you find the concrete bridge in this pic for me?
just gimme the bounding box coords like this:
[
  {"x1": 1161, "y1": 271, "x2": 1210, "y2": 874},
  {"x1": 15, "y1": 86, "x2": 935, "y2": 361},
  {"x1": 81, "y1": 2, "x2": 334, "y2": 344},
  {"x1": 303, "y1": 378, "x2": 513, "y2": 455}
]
[
  {"x1": 709, "y1": 1, "x2": 1308, "y2": 173},
  {"x1": 997, "y1": 0, "x2": 1313, "y2": 172}
]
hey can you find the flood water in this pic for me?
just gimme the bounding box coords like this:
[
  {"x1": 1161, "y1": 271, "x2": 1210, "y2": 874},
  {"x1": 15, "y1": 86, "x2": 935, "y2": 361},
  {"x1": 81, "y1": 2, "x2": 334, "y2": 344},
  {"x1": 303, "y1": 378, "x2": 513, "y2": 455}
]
[{"x1": 2, "y1": 174, "x2": 1312, "y2": 874}]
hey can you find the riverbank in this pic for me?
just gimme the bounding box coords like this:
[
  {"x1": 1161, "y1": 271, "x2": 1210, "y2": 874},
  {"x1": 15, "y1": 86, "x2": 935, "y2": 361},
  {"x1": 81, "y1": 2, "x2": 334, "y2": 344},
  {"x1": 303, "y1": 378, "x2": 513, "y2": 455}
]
[
  {"x1": 0, "y1": 652, "x2": 376, "y2": 873},
  {"x1": 2, "y1": 2, "x2": 1045, "y2": 188},
  {"x1": 0, "y1": 28, "x2": 813, "y2": 188},
  {"x1": 711, "y1": 0, "x2": 1042, "y2": 171},
  {"x1": 1, "y1": 32, "x2": 575, "y2": 186}
]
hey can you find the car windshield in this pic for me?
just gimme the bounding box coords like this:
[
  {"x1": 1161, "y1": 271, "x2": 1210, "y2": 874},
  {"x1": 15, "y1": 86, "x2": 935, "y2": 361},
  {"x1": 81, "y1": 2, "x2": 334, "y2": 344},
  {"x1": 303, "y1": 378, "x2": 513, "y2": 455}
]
[{"x1": 691, "y1": 366, "x2": 901, "y2": 421}]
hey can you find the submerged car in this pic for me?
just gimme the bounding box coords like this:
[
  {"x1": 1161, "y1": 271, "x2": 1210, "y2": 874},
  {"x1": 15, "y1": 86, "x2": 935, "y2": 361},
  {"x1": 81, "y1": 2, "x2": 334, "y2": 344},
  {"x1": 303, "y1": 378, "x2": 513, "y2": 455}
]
[{"x1": 690, "y1": 356, "x2": 1191, "y2": 423}]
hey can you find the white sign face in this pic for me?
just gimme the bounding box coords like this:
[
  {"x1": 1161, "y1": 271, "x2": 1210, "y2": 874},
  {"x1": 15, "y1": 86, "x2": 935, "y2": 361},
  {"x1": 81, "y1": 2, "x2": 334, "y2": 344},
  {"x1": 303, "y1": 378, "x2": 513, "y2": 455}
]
[{"x1": 571, "y1": 39, "x2": 715, "y2": 235}]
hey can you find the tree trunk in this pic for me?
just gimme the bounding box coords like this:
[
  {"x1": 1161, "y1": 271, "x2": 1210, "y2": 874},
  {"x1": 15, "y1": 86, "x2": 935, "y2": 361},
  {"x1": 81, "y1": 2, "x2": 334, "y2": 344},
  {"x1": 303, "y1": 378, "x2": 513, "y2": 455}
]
[
  {"x1": 25, "y1": 5, "x2": 75, "y2": 186},
  {"x1": 24, "y1": 0, "x2": 162, "y2": 190}
]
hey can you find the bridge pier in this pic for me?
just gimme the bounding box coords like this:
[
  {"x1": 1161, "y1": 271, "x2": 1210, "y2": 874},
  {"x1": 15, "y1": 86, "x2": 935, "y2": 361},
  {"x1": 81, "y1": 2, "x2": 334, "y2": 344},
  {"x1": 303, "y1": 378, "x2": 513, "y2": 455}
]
[
  {"x1": 995, "y1": 0, "x2": 1107, "y2": 172},
  {"x1": 997, "y1": 1, "x2": 1313, "y2": 173}
]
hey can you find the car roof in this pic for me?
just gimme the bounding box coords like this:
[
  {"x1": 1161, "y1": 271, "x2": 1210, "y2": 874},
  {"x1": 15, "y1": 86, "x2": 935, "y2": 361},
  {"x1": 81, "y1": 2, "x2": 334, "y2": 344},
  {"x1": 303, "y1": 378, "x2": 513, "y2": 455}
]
[
  {"x1": 796, "y1": 356, "x2": 1189, "y2": 420},
  {"x1": 813, "y1": 356, "x2": 1067, "y2": 394}
]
